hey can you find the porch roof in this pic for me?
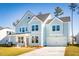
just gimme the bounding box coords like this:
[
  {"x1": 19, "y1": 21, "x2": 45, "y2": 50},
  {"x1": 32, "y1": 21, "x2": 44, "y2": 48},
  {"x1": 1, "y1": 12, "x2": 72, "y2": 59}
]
[{"x1": 8, "y1": 33, "x2": 30, "y2": 37}]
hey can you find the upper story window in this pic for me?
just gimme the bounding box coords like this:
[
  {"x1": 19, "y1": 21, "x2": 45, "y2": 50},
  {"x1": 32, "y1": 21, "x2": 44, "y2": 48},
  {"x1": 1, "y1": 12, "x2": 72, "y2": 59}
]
[
  {"x1": 20, "y1": 28, "x2": 21, "y2": 32},
  {"x1": 52, "y1": 26, "x2": 55, "y2": 31},
  {"x1": 28, "y1": 17, "x2": 30, "y2": 19},
  {"x1": 22, "y1": 28, "x2": 25, "y2": 32},
  {"x1": 20, "y1": 27, "x2": 28, "y2": 33},
  {"x1": 26, "y1": 27, "x2": 28, "y2": 31},
  {"x1": 36, "y1": 25, "x2": 38, "y2": 31},
  {"x1": 32, "y1": 25, "x2": 34, "y2": 31},
  {"x1": 52, "y1": 25, "x2": 60, "y2": 31},
  {"x1": 32, "y1": 25, "x2": 38, "y2": 31},
  {"x1": 57, "y1": 25, "x2": 60, "y2": 31}
]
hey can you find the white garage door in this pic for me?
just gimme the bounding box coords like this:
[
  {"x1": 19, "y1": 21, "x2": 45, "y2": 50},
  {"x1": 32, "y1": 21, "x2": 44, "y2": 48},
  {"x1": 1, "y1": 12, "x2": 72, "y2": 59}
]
[{"x1": 46, "y1": 36, "x2": 67, "y2": 46}]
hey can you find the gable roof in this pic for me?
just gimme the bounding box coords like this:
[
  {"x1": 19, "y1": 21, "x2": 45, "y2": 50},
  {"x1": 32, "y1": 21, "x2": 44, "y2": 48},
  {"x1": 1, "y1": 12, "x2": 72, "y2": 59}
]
[
  {"x1": 14, "y1": 10, "x2": 70, "y2": 26},
  {"x1": 15, "y1": 11, "x2": 50, "y2": 26},
  {"x1": 36, "y1": 13, "x2": 50, "y2": 22},
  {"x1": 14, "y1": 10, "x2": 34, "y2": 26},
  {"x1": 59, "y1": 16, "x2": 70, "y2": 22},
  {"x1": 0, "y1": 26, "x2": 4, "y2": 30},
  {"x1": 28, "y1": 16, "x2": 43, "y2": 24},
  {"x1": 46, "y1": 19, "x2": 53, "y2": 24},
  {"x1": 46, "y1": 16, "x2": 70, "y2": 24}
]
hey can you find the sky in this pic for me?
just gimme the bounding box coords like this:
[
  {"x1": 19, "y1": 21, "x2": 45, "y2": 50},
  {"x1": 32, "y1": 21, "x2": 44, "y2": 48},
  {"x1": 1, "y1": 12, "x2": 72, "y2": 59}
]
[{"x1": 0, "y1": 3, "x2": 79, "y2": 36}]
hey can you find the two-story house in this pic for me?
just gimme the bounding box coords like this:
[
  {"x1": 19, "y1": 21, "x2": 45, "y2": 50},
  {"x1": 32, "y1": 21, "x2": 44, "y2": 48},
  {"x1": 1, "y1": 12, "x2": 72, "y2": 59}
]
[
  {"x1": 9, "y1": 10, "x2": 70, "y2": 47},
  {"x1": 0, "y1": 27, "x2": 14, "y2": 44}
]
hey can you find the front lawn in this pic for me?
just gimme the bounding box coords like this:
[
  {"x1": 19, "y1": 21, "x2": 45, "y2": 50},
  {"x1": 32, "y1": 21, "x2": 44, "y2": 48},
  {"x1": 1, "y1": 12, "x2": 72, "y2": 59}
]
[
  {"x1": 65, "y1": 46, "x2": 79, "y2": 56},
  {"x1": 0, "y1": 47, "x2": 35, "y2": 56}
]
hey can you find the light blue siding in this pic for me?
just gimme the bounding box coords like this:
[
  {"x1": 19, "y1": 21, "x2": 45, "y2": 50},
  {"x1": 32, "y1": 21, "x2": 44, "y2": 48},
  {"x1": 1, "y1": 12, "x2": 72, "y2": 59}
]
[
  {"x1": 63, "y1": 22, "x2": 69, "y2": 43},
  {"x1": 47, "y1": 19, "x2": 64, "y2": 36},
  {"x1": 28, "y1": 17, "x2": 42, "y2": 46},
  {"x1": 45, "y1": 18, "x2": 68, "y2": 46}
]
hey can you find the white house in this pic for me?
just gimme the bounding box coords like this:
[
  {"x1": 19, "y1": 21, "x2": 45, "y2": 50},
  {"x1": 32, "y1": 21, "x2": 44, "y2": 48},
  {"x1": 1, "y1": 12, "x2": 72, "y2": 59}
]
[
  {"x1": 75, "y1": 33, "x2": 79, "y2": 44},
  {"x1": 9, "y1": 10, "x2": 70, "y2": 47},
  {"x1": 0, "y1": 27, "x2": 15, "y2": 44}
]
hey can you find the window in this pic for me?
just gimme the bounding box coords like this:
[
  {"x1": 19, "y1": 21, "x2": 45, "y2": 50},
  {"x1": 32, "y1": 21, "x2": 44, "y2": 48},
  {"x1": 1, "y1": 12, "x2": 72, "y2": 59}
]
[
  {"x1": 21, "y1": 37, "x2": 24, "y2": 43},
  {"x1": 18, "y1": 37, "x2": 21, "y2": 43},
  {"x1": 52, "y1": 26, "x2": 55, "y2": 31},
  {"x1": 26, "y1": 27, "x2": 28, "y2": 31},
  {"x1": 36, "y1": 25, "x2": 38, "y2": 31},
  {"x1": 9, "y1": 32, "x2": 11, "y2": 35},
  {"x1": 35, "y1": 36, "x2": 38, "y2": 43},
  {"x1": 52, "y1": 25, "x2": 60, "y2": 31},
  {"x1": 32, "y1": 36, "x2": 39, "y2": 43},
  {"x1": 28, "y1": 17, "x2": 30, "y2": 19},
  {"x1": 6, "y1": 40, "x2": 8, "y2": 42},
  {"x1": 7, "y1": 31, "x2": 11, "y2": 35},
  {"x1": 32, "y1": 25, "x2": 34, "y2": 31},
  {"x1": 32, "y1": 25, "x2": 39, "y2": 31},
  {"x1": 57, "y1": 25, "x2": 60, "y2": 31},
  {"x1": 20, "y1": 28, "x2": 21, "y2": 32},
  {"x1": 22, "y1": 28, "x2": 25, "y2": 32},
  {"x1": 32, "y1": 36, "x2": 34, "y2": 43},
  {"x1": 18, "y1": 37, "x2": 24, "y2": 43}
]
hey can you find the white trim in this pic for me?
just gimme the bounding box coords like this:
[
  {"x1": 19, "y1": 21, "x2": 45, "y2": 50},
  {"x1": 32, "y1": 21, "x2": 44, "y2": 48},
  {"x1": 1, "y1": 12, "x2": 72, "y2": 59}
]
[
  {"x1": 28, "y1": 16, "x2": 43, "y2": 24},
  {"x1": 16, "y1": 10, "x2": 34, "y2": 27},
  {"x1": 41, "y1": 15, "x2": 51, "y2": 46},
  {"x1": 9, "y1": 34, "x2": 30, "y2": 37},
  {"x1": 49, "y1": 17, "x2": 64, "y2": 24}
]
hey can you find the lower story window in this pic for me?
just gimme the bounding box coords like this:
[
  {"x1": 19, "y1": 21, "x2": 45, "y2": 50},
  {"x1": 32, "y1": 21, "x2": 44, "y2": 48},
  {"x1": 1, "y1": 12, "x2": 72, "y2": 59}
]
[
  {"x1": 32, "y1": 36, "x2": 39, "y2": 43},
  {"x1": 18, "y1": 37, "x2": 21, "y2": 43},
  {"x1": 32, "y1": 36, "x2": 34, "y2": 43},
  {"x1": 18, "y1": 37, "x2": 24, "y2": 43},
  {"x1": 35, "y1": 36, "x2": 38, "y2": 43}
]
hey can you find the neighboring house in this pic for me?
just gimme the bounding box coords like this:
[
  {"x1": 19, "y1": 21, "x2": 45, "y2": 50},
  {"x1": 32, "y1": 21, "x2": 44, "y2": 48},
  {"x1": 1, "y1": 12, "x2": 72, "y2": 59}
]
[
  {"x1": 0, "y1": 27, "x2": 15, "y2": 44},
  {"x1": 68, "y1": 36, "x2": 72, "y2": 44},
  {"x1": 9, "y1": 10, "x2": 70, "y2": 47},
  {"x1": 69, "y1": 36, "x2": 76, "y2": 44},
  {"x1": 75, "y1": 33, "x2": 79, "y2": 44}
]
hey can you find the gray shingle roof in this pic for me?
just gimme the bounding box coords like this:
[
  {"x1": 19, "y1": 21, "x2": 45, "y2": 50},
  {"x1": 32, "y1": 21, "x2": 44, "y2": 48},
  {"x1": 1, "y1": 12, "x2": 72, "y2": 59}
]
[
  {"x1": 36, "y1": 13, "x2": 50, "y2": 22},
  {"x1": 0, "y1": 26, "x2": 4, "y2": 30},
  {"x1": 59, "y1": 16, "x2": 70, "y2": 22},
  {"x1": 46, "y1": 19, "x2": 53, "y2": 24},
  {"x1": 46, "y1": 16, "x2": 70, "y2": 24}
]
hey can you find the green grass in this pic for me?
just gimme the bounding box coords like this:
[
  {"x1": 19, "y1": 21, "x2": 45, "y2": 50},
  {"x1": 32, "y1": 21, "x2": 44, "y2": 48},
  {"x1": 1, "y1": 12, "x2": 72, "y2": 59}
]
[
  {"x1": 0, "y1": 47, "x2": 35, "y2": 56},
  {"x1": 65, "y1": 46, "x2": 79, "y2": 56}
]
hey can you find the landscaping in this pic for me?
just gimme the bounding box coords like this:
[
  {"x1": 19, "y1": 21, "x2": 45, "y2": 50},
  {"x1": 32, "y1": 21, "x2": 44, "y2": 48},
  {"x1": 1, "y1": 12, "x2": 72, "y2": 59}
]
[
  {"x1": 65, "y1": 45, "x2": 79, "y2": 56},
  {"x1": 0, "y1": 47, "x2": 35, "y2": 56}
]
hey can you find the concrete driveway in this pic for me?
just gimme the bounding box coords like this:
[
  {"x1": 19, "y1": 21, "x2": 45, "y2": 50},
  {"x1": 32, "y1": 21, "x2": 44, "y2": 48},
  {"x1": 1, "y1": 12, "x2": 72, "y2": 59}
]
[{"x1": 19, "y1": 47, "x2": 66, "y2": 56}]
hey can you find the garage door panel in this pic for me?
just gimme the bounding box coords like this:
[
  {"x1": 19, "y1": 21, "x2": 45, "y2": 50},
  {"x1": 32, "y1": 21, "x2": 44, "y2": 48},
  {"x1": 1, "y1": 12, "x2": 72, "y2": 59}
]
[{"x1": 46, "y1": 36, "x2": 67, "y2": 46}]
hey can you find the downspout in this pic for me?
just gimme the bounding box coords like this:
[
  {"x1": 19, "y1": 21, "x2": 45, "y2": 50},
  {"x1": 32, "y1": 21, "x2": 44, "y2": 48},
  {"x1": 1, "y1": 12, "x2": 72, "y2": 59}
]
[{"x1": 41, "y1": 17, "x2": 51, "y2": 46}]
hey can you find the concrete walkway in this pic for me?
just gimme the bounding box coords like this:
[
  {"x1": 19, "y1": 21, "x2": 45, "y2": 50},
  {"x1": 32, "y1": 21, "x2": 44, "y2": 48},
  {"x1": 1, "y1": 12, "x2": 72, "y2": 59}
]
[{"x1": 19, "y1": 47, "x2": 66, "y2": 56}]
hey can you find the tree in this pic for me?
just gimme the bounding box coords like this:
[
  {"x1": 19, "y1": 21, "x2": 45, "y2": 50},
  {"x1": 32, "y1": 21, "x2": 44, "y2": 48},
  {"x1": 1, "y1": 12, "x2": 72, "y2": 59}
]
[
  {"x1": 13, "y1": 19, "x2": 20, "y2": 26},
  {"x1": 69, "y1": 3, "x2": 78, "y2": 45},
  {"x1": 54, "y1": 7, "x2": 63, "y2": 17}
]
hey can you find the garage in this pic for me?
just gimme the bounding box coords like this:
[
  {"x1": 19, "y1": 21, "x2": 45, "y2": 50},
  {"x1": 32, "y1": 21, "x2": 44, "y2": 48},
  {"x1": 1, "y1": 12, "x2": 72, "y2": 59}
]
[{"x1": 46, "y1": 36, "x2": 67, "y2": 46}]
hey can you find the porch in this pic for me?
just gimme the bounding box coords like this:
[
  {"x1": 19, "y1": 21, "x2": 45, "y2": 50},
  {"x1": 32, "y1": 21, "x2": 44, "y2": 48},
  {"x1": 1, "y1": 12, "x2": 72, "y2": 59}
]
[{"x1": 9, "y1": 33, "x2": 30, "y2": 47}]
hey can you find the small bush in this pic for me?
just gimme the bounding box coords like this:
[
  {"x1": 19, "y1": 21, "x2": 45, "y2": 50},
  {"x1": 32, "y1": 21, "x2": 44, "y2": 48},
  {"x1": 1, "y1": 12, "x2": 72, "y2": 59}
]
[{"x1": 0, "y1": 43, "x2": 16, "y2": 47}]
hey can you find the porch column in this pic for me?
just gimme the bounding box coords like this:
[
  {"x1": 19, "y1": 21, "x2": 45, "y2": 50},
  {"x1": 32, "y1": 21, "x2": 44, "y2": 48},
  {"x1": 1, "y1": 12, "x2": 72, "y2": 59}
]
[
  {"x1": 16, "y1": 36, "x2": 18, "y2": 47},
  {"x1": 41, "y1": 24, "x2": 44, "y2": 46},
  {"x1": 24, "y1": 36, "x2": 27, "y2": 47},
  {"x1": 8, "y1": 36, "x2": 11, "y2": 42}
]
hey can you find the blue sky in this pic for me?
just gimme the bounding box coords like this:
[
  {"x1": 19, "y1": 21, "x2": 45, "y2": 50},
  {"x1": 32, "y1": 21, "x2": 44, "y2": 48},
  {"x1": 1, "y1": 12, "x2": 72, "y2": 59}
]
[{"x1": 0, "y1": 3, "x2": 79, "y2": 35}]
